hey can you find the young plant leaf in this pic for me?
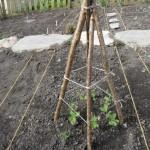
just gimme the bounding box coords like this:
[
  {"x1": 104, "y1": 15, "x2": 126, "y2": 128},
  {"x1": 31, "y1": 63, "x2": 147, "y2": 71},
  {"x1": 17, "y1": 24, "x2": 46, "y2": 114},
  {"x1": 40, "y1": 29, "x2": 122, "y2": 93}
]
[
  {"x1": 91, "y1": 115, "x2": 99, "y2": 129},
  {"x1": 68, "y1": 110, "x2": 80, "y2": 125},
  {"x1": 91, "y1": 90, "x2": 97, "y2": 102},
  {"x1": 106, "y1": 111, "x2": 119, "y2": 127},
  {"x1": 100, "y1": 103, "x2": 109, "y2": 113}
]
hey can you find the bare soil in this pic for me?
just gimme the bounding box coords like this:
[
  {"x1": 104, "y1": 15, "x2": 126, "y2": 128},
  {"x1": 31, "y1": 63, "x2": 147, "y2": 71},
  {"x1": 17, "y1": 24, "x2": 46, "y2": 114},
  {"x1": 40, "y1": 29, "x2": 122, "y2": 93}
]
[{"x1": 0, "y1": 5, "x2": 150, "y2": 150}]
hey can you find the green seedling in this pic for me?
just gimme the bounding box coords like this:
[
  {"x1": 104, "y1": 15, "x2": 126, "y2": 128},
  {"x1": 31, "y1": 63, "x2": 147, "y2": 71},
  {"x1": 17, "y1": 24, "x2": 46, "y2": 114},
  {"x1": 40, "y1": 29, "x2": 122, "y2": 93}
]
[
  {"x1": 77, "y1": 90, "x2": 96, "y2": 102},
  {"x1": 100, "y1": 95, "x2": 112, "y2": 113},
  {"x1": 106, "y1": 111, "x2": 119, "y2": 127},
  {"x1": 77, "y1": 91, "x2": 86, "y2": 101},
  {"x1": 68, "y1": 103, "x2": 80, "y2": 125},
  {"x1": 100, "y1": 93, "x2": 119, "y2": 127},
  {"x1": 79, "y1": 94, "x2": 86, "y2": 101},
  {"x1": 91, "y1": 90, "x2": 97, "y2": 102},
  {"x1": 91, "y1": 115, "x2": 99, "y2": 129},
  {"x1": 59, "y1": 131, "x2": 70, "y2": 141}
]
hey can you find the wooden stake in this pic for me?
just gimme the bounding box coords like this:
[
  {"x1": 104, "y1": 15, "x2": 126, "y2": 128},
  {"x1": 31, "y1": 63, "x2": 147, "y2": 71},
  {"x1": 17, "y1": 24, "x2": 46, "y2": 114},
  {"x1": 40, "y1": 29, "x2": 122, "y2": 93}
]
[
  {"x1": 93, "y1": 7, "x2": 124, "y2": 124},
  {"x1": 54, "y1": 1, "x2": 87, "y2": 122},
  {"x1": 86, "y1": 13, "x2": 94, "y2": 150},
  {"x1": 85, "y1": 0, "x2": 91, "y2": 56}
]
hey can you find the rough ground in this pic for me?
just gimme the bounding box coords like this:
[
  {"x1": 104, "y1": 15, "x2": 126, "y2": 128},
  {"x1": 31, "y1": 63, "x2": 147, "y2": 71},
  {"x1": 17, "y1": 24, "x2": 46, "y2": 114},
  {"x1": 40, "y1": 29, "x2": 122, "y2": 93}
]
[{"x1": 0, "y1": 5, "x2": 150, "y2": 150}]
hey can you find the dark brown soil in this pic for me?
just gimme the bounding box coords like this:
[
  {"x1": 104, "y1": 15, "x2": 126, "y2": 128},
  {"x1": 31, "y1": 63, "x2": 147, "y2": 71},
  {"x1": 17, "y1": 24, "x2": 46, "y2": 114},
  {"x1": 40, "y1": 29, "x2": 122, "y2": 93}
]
[{"x1": 0, "y1": 5, "x2": 150, "y2": 150}]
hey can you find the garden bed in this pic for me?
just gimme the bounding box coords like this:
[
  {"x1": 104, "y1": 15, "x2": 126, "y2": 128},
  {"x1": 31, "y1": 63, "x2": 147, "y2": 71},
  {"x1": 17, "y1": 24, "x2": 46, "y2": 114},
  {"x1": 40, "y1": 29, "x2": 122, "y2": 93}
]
[{"x1": 0, "y1": 5, "x2": 150, "y2": 150}]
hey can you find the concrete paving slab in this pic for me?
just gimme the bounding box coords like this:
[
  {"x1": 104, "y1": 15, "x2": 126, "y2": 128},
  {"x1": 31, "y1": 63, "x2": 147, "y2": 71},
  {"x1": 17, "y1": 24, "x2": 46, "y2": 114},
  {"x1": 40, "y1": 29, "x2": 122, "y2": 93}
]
[
  {"x1": 12, "y1": 34, "x2": 72, "y2": 53},
  {"x1": 80, "y1": 31, "x2": 114, "y2": 46},
  {"x1": 114, "y1": 30, "x2": 150, "y2": 48}
]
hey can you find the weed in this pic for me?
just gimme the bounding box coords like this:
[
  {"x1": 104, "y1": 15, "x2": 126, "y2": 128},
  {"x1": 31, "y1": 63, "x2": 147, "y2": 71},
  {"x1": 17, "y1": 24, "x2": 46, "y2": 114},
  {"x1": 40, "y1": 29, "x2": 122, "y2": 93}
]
[
  {"x1": 59, "y1": 131, "x2": 70, "y2": 141},
  {"x1": 68, "y1": 103, "x2": 80, "y2": 125}
]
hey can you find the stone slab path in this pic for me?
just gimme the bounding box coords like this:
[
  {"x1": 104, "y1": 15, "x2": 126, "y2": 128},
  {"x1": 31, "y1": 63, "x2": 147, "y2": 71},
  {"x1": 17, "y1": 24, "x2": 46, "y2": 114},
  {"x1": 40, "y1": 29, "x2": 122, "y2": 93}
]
[
  {"x1": 12, "y1": 34, "x2": 72, "y2": 53},
  {"x1": 80, "y1": 31, "x2": 114, "y2": 46},
  {"x1": 115, "y1": 30, "x2": 150, "y2": 48}
]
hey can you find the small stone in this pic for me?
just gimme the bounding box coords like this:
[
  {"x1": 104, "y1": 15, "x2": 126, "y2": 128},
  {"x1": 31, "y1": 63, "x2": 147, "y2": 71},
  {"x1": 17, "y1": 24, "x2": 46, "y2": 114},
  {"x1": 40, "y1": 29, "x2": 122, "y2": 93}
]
[
  {"x1": 24, "y1": 19, "x2": 35, "y2": 23},
  {"x1": 97, "y1": 116, "x2": 100, "y2": 121},
  {"x1": 57, "y1": 58, "x2": 61, "y2": 62},
  {"x1": 55, "y1": 20, "x2": 58, "y2": 27},
  {"x1": 125, "y1": 94, "x2": 130, "y2": 100},
  {"x1": 73, "y1": 141, "x2": 78, "y2": 145},
  {"x1": 123, "y1": 123, "x2": 128, "y2": 128},
  {"x1": 109, "y1": 23, "x2": 120, "y2": 29},
  {"x1": 141, "y1": 68, "x2": 146, "y2": 73},
  {"x1": 107, "y1": 13, "x2": 117, "y2": 17},
  {"x1": 109, "y1": 18, "x2": 119, "y2": 23},
  {"x1": 143, "y1": 8, "x2": 146, "y2": 12},
  {"x1": 8, "y1": 115, "x2": 15, "y2": 119},
  {"x1": 133, "y1": 16, "x2": 137, "y2": 20},
  {"x1": 111, "y1": 72, "x2": 116, "y2": 76},
  {"x1": 0, "y1": 36, "x2": 18, "y2": 49}
]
